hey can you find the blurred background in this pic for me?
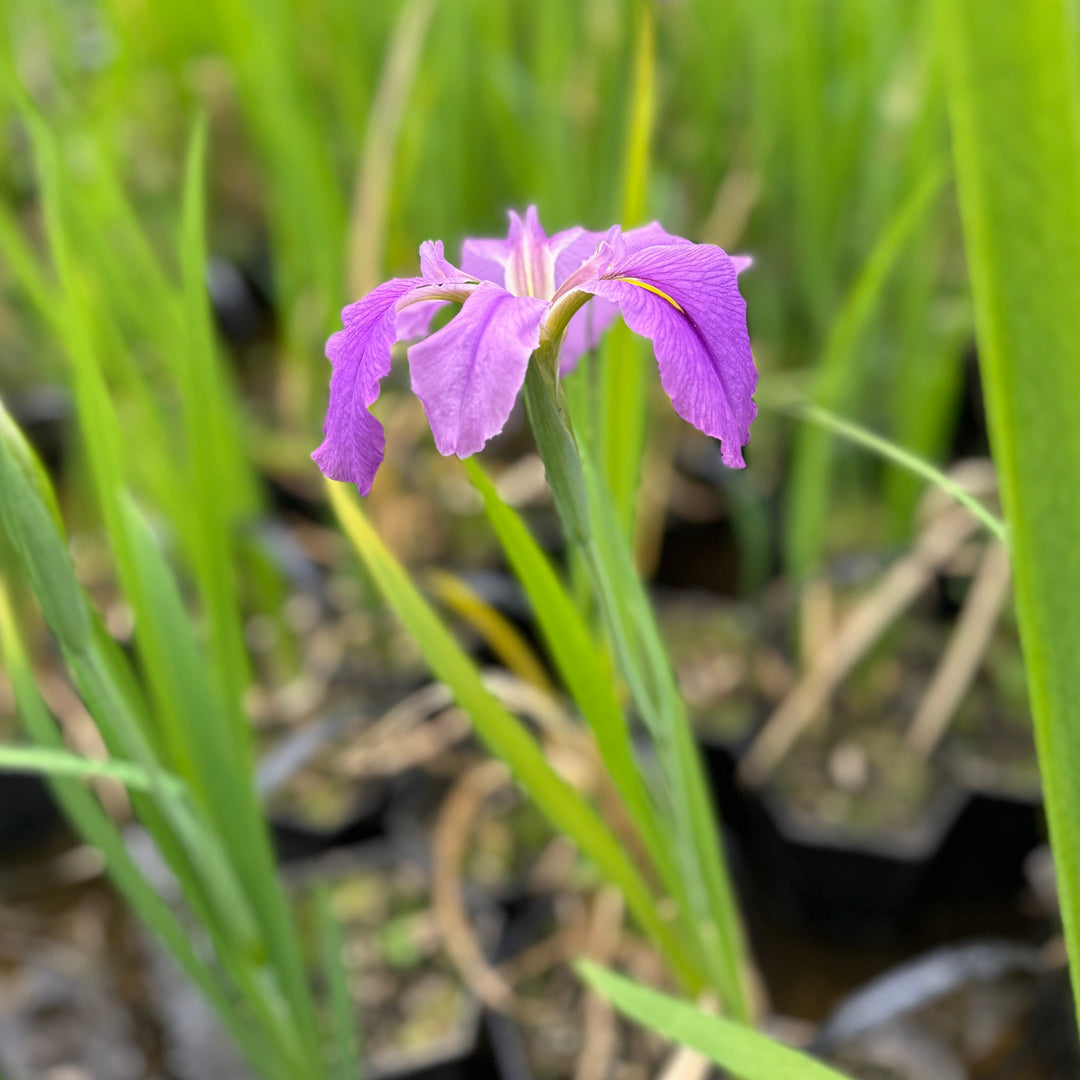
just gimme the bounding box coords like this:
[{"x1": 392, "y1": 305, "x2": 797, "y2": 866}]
[{"x1": 0, "y1": 1, "x2": 1066, "y2": 1077}]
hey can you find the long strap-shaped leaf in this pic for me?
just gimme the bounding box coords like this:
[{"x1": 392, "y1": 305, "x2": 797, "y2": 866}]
[
  {"x1": 578, "y1": 962, "x2": 852, "y2": 1080},
  {"x1": 0, "y1": 744, "x2": 179, "y2": 793},
  {"x1": 937, "y1": 0, "x2": 1080, "y2": 1029},
  {"x1": 327, "y1": 479, "x2": 704, "y2": 992},
  {"x1": 462, "y1": 459, "x2": 680, "y2": 900},
  {"x1": 0, "y1": 400, "x2": 321, "y2": 1077},
  {"x1": 0, "y1": 582, "x2": 291, "y2": 1080}
]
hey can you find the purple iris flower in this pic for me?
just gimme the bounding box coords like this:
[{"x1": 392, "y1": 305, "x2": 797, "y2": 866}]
[{"x1": 313, "y1": 206, "x2": 756, "y2": 495}]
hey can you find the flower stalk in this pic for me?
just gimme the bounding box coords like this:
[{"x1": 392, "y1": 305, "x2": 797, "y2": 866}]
[
  {"x1": 522, "y1": 343, "x2": 591, "y2": 549},
  {"x1": 523, "y1": 348, "x2": 753, "y2": 1022}
]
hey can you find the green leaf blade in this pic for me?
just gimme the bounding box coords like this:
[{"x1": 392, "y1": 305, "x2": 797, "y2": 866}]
[
  {"x1": 463, "y1": 458, "x2": 679, "y2": 897},
  {"x1": 327, "y1": 479, "x2": 705, "y2": 993},
  {"x1": 578, "y1": 962, "x2": 853, "y2": 1080},
  {"x1": 938, "y1": 0, "x2": 1080, "y2": 1031}
]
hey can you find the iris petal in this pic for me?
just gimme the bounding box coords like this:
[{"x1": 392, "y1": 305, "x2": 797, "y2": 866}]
[
  {"x1": 409, "y1": 282, "x2": 549, "y2": 458},
  {"x1": 312, "y1": 277, "x2": 421, "y2": 493},
  {"x1": 461, "y1": 237, "x2": 511, "y2": 288},
  {"x1": 554, "y1": 224, "x2": 690, "y2": 374},
  {"x1": 503, "y1": 206, "x2": 555, "y2": 298},
  {"x1": 313, "y1": 242, "x2": 480, "y2": 493},
  {"x1": 573, "y1": 242, "x2": 757, "y2": 467},
  {"x1": 396, "y1": 299, "x2": 446, "y2": 342}
]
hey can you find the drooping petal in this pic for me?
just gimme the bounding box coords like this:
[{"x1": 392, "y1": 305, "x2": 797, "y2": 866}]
[
  {"x1": 574, "y1": 243, "x2": 757, "y2": 467},
  {"x1": 551, "y1": 224, "x2": 686, "y2": 374},
  {"x1": 550, "y1": 220, "x2": 684, "y2": 292},
  {"x1": 409, "y1": 282, "x2": 549, "y2": 457},
  {"x1": 313, "y1": 277, "x2": 421, "y2": 492},
  {"x1": 622, "y1": 221, "x2": 692, "y2": 253},
  {"x1": 397, "y1": 239, "x2": 482, "y2": 340}
]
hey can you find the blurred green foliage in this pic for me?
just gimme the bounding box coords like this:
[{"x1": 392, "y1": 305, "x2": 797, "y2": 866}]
[{"x1": 0, "y1": 0, "x2": 970, "y2": 585}]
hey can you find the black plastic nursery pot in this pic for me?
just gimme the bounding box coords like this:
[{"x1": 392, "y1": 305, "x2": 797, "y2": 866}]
[
  {"x1": 480, "y1": 958, "x2": 676, "y2": 1079},
  {"x1": 367, "y1": 1032, "x2": 501, "y2": 1080},
  {"x1": 479, "y1": 895, "x2": 675, "y2": 1080},
  {"x1": 736, "y1": 776, "x2": 970, "y2": 943},
  {"x1": 930, "y1": 786, "x2": 1045, "y2": 902},
  {"x1": 698, "y1": 733, "x2": 1048, "y2": 945},
  {"x1": 264, "y1": 763, "x2": 387, "y2": 862},
  {"x1": 483, "y1": 1008, "x2": 543, "y2": 1080},
  {"x1": 266, "y1": 795, "x2": 387, "y2": 863},
  {"x1": 0, "y1": 772, "x2": 66, "y2": 856},
  {"x1": 8, "y1": 386, "x2": 71, "y2": 475},
  {"x1": 481, "y1": 894, "x2": 558, "y2": 1080}
]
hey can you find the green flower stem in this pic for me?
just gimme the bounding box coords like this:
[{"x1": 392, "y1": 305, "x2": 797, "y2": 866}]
[
  {"x1": 523, "y1": 345, "x2": 752, "y2": 1021},
  {"x1": 522, "y1": 355, "x2": 591, "y2": 549}
]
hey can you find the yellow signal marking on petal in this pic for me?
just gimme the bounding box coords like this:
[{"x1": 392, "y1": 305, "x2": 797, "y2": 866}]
[{"x1": 614, "y1": 277, "x2": 684, "y2": 313}]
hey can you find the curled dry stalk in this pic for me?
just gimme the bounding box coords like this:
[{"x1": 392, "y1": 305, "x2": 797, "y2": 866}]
[
  {"x1": 432, "y1": 757, "x2": 519, "y2": 1014},
  {"x1": 431, "y1": 673, "x2": 640, "y2": 1024},
  {"x1": 339, "y1": 683, "x2": 469, "y2": 777},
  {"x1": 430, "y1": 665, "x2": 673, "y2": 1064},
  {"x1": 431, "y1": 757, "x2": 589, "y2": 1025}
]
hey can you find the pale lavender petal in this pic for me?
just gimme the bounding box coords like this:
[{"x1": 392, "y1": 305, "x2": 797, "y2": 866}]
[
  {"x1": 551, "y1": 226, "x2": 601, "y2": 286},
  {"x1": 578, "y1": 244, "x2": 757, "y2": 467},
  {"x1": 313, "y1": 276, "x2": 420, "y2": 493},
  {"x1": 622, "y1": 221, "x2": 692, "y2": 252},
  {"x1": 550, "y1": 221, "x2": 686, "y2": 291},
  {"x1": 409, "y1": 282, "x2": 549, "y2": 457},
  {"x1": 557, "y1": 226, "x2": 630, "y2": 293},
  {"x1": 553, "y1": 225, "x2": 693, "y2": 373},
  {"x1": 397, "y1": 240, "x2": 478, "y2": 339},
  {"x1": 419, "y1": 239, "x2": 471, "y2": 282},
  {"x1": 730, "y1": 254, "x2": 753, "y2": 275},
  {"x1": 461, "y1": 237, "x2": 510, "y2": 287},
  {"x1": 395, "y1": 299, "x2": 446, "y2": 342},
  {"x1": 504, "y1": 206, "x2": 555, "y2": 298}
]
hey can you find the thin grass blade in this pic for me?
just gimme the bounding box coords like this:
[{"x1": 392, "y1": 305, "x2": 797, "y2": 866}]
[
  {"x1": 784, "y1": 159, "x2": 949, "y2": 579},
  {"x1": 578, "y1": 961, "x2": 853, "y2": 1080},
  {"x1": 770, "y1": 394, "x2": 1006, "y2": 541},
  {"x1": 0, "y1": 581, "x2": 291, "y2": 1080}
]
